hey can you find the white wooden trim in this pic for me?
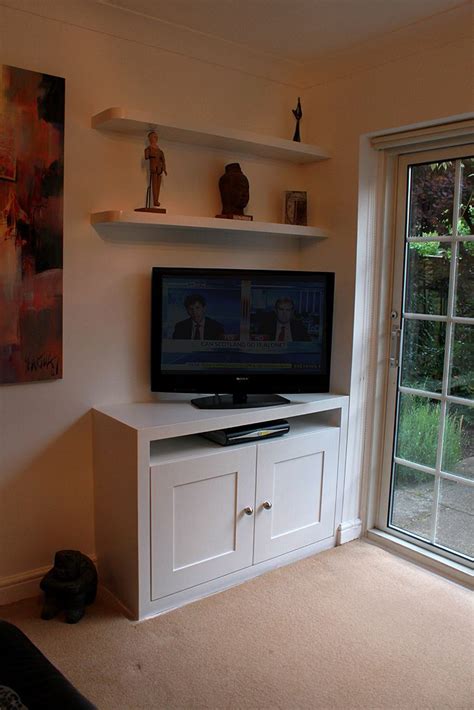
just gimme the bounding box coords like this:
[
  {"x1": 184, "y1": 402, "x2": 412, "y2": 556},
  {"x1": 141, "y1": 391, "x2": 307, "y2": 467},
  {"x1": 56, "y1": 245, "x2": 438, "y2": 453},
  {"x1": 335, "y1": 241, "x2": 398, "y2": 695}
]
[
  {"x1": 451, "y1": 316, "x2": 474, "y2": 326},
  {"x1": 371, "y1": 118, "x2": 474, "y2": 152},
  {"x1": 0, "y1": 565, "x2": 50, "y2": 606},
  {"x1": 407, "y1": 235, "x2": 474, "y2": 242},
  {"x1": 366, "y1": 530, "x2": 473, "y2": 589},
  {"x1": 427, "y1": 159, "x2": 463, "y2": 540},
  {"x1": 0, "y1": 554, "x2": 97, "y2": 606},
  {"x1": 347, "y1": 142, "x2": 397, "y2": 535},
  {"x1": 403, "y1": 313, "x2": 447, "y2": 322},
  {"x1": 445, "y1": 394, "x2": 474, "y2": 407},
  {"x1": 402, "y1": 313, "x2": 474, "y2": 325},
  {"x1": 392, "y1": 457, "x2": 474, "y2": 487},
  {"x1": 113, "y1": 535, "x2": 337, "y2": 620},
  {"x1": 398, "y1": 385, "x2": 443, "y2": 399},
  {"x1": 377, "y1": 145, "x2": 474, "y2": 557},
  {"x1": 354, "y1": 117, "x2": 474, "y2": 551},
  {"x1": 439, "y1": 471, "x2": 474, "y2": 486},
  {"x1": 397, "y1": 387, "x2": 474, "y2": 406},
  {"x1": 393, "y1": 457, "x2": 436, "y2": 475},
  {"x1": 336, "y1": 519, "x2": 362, "y2": 545}
]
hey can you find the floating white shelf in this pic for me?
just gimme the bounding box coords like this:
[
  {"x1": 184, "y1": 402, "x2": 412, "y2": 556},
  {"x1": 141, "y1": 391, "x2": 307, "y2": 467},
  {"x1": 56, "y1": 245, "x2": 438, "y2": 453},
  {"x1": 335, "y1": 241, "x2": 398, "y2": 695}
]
[
  {"x1": 91, "y1": 211, "x2": 328, "y2": 240},
  {"x1": 91, "y1": 108, "x2": 329, "y2": 164}
]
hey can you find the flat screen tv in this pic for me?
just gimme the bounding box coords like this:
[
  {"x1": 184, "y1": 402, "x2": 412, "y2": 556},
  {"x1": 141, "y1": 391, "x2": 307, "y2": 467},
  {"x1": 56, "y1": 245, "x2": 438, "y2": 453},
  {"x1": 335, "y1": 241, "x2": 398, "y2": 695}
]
[{"x1": 151, "y1": 267, "x2": 334, "y2": 409}]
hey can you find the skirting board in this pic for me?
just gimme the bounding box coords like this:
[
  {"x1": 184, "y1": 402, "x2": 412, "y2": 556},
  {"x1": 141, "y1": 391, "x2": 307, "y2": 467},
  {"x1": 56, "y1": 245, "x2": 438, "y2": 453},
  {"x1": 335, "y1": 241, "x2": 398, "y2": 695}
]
[
  {"x1": 113, "y1": 535, "x2": 338, "y2": 620},
  {"x1": 0, "y1": 554, "x2": 97, "y2": 607},
  {"x1": 367, "y1": 529, "x2": 473, "y2": 589},
  {"x1": 0, "y1": 530, "x2": 356, "y2": 612},
  {"x1": 336, "y1": 519, "x2": 362, "y2": 545}
]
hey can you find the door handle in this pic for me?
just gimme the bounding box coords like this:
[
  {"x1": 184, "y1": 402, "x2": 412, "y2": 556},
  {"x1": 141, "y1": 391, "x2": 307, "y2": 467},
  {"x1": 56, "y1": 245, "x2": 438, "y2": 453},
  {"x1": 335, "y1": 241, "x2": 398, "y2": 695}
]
[{"x1": 390, "y1": 327, "x2": 401, "y2": 368}]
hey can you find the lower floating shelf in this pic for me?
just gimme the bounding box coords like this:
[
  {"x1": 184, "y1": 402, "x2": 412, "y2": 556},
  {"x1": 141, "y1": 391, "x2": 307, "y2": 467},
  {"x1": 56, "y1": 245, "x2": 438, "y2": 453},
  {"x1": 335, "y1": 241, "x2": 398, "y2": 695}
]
[{"x1": 91, "y1": 211, "x2": 328, "y2": 240}]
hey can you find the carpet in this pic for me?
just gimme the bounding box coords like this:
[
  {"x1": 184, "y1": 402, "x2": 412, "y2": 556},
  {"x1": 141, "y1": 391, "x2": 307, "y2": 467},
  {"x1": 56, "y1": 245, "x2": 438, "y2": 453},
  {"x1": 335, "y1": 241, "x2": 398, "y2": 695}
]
[{"x1": 1, "y1": 541, "x2": 472, "y2": 709}]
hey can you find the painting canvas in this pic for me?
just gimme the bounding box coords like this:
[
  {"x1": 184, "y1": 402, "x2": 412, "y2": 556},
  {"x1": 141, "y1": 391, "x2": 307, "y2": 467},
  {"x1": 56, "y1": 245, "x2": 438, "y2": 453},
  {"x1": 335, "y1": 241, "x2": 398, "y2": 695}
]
[{"x1": 0, "y1": 65, "x2": 64, "y2": 384}]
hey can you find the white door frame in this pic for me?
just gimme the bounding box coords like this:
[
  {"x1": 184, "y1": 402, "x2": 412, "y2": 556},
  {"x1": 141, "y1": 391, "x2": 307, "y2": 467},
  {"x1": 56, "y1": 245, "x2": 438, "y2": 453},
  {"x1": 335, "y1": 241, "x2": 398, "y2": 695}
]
[
  {"x1": 378, "y1": 145, "x2": 474, "y2": 563},
  {"x1": 347, "y1": 113, "x2": 474, "y2": 585}
]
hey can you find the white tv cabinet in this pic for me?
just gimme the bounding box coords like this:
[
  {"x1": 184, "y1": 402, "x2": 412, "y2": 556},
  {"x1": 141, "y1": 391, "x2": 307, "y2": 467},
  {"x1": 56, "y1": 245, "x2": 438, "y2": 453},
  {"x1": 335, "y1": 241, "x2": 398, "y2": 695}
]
[{"x1": 92, "y1": 393, "x2": 349, "y2": 620}]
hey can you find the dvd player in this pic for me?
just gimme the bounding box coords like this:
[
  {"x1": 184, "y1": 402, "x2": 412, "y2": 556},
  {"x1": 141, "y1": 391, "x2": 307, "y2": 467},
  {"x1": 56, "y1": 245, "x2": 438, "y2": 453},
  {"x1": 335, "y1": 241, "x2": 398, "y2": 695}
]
[{"x1": 200, "y1": 419, "x2": 290, "y2": 446}]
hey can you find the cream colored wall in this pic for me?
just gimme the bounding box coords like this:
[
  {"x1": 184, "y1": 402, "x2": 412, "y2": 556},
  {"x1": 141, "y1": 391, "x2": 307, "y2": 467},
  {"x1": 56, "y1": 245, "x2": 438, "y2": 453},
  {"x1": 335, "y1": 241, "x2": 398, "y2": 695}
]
[
  {"x1": 0, "y1": 1, "x2": 304, "y2": 583},
  {"x1": 301, "y1": 4, "x2": 472, "y2": 527},
  {"x1": 0, "y1": 0, "x2": 471, "y2": 588},
  {"x1": 301, "y1": 5, "x2": 473, "y2": 395}
]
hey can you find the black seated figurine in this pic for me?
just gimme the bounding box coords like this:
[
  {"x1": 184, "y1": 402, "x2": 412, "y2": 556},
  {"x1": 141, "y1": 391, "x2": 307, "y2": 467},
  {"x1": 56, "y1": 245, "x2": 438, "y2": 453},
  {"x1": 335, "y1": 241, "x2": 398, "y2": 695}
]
[{"x1": 40, "y1": 550, "x2": 98, "y2": 624}]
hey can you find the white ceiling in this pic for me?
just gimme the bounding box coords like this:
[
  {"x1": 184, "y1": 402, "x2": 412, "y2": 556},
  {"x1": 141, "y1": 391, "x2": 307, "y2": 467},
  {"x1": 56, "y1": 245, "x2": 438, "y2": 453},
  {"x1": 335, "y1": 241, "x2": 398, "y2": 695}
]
[{"x1": 98, "y1": 0, "x2": 465, "y2": 63}]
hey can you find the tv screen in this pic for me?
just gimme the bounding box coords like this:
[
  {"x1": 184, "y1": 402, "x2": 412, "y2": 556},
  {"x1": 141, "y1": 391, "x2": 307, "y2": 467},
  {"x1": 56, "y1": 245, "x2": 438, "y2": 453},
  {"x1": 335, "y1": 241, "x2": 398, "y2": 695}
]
[{"x1": 151, "y1": 268, "x2": 334, "y2": 408}]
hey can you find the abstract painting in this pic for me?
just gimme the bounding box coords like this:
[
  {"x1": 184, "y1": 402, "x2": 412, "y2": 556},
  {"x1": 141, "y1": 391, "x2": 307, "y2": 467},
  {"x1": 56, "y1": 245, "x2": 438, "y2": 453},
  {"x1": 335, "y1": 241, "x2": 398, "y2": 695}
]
[{"x1": 0, "y1": 65, "x2": 64, "y2": 383}]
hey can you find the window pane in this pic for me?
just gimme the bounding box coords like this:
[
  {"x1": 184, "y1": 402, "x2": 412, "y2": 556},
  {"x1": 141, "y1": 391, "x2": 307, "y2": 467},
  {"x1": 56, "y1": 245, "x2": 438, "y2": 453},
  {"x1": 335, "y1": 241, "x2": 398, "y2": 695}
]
[
  {"x1": 442, "y1": 403, "x2": 474, "y2": 480},
  {"x1": 436, "y1": 479, "x2": 474, "y2": 559},
  {"x1": 458, "y1": 157, "x2": 474, "y2": 236},
  {"x1": 389, "y1": 154, "x2": 474, "y2": 565},
  {"x1": 405, "y1": 242, "x2": 450, "y2": 315},
  {"x1": 390, "y1": 464, "x2": 434, "y2": 539},
  {"x1": 455, "y1": 242, "x2": 474, "y2": 317},
  {"x1": 449, "y1": 324, "x2": 474, "y2": 400},
  {"x1": 396, "y1": 394, "x2": 440, "y2": 468},
  {"x1": 400, "y1": 319, "x2": 445, "y2": 394},
  {"x1": 408, "y1": 161, "x2": 455, "y2": 238}
]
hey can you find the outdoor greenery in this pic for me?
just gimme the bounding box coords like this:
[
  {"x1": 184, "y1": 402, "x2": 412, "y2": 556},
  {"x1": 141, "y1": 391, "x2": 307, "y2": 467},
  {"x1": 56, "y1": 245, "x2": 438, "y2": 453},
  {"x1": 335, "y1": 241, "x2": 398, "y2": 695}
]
[
  {"x1": 401, "y1": 317, "x2": 445, "y2": 393},
  {"x1": 402, "y1": 240, "x2": 473, "y2": 416},
  {"x1": 409, "y1": 159, "x2": 473, "y2": 237},
  {"x1": 398, "y1": 158, "x2": 473, "y2": 484},
  {"x1": 397, "y1": 396, "x2": 462, "y2": 483}
]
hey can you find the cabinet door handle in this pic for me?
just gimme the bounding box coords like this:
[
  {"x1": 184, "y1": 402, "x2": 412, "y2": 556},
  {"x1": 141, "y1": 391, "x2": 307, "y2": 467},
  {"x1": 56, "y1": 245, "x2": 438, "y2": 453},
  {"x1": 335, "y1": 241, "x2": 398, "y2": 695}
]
[
  {"x1": 262, "y1": 501, "x2": 272, "y2": 510},
  {"x1": 243, "y1": 506, "x2": 254, "y2": 516}
]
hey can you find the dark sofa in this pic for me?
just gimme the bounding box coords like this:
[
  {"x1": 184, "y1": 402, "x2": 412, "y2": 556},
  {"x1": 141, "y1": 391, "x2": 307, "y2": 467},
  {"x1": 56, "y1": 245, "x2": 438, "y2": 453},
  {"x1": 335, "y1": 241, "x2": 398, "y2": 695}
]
[{"x1": 0, "y1": 620, "x2": 96, "y2": 709}]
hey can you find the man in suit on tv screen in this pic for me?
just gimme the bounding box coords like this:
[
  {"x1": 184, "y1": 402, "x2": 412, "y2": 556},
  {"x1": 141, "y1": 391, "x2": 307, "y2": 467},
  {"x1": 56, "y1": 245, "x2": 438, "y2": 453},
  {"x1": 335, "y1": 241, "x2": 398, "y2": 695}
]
[
  {"x1": 260, "y1": 297, "x2": 311, "y2": 342},
  {"x1": 172, "y1": 294, "x2": 225, "y2": 340}
]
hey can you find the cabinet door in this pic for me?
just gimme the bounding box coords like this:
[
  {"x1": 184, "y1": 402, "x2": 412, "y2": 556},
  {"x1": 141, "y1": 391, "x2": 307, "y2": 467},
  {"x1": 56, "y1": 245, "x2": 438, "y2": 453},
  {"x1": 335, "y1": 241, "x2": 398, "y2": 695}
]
[
  {"x1": 150, "y1": 445, "x2": 256, "y2": 600},
  {"x1": 254, "y1": 428, "x2": 339, "y2": 564}
]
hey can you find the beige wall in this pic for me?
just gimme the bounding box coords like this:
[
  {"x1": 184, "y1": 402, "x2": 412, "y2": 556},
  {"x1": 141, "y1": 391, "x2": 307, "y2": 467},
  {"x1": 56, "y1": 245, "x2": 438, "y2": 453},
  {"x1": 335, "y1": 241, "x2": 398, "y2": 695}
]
[
  {"x1": 0, "y1": 0, "x2": 471, "y2": 586},
  {"x1": 301, "y1": 3, "x2": 472, "y2": 525},
  {"x1": 0, "y1": 1, "x2": 303, "y2": 582},
  {"x1": 302, "y1": 3, "x2": 472, "y2": 393}
]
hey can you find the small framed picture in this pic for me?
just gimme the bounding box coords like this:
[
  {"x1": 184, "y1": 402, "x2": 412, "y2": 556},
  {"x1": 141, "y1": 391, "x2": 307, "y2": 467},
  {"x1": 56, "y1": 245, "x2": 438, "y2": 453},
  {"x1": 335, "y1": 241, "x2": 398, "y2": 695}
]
[{"x1": 284, "y1": 191, "x2": 307, "y2": 226}]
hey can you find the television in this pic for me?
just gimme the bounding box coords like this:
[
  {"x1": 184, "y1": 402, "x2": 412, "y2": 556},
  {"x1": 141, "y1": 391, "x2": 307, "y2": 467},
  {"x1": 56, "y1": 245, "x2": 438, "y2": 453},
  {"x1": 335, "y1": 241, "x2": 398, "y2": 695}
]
[{"x1": 151, "y1": 267, "x2": 334, "y2": 409}]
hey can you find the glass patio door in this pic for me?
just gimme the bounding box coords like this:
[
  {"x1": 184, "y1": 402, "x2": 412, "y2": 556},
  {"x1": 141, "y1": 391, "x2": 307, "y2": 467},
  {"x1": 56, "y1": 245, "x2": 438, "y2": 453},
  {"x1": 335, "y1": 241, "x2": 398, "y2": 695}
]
[{"x1": 380, "y1": 145, "x2": 473, "y2": 565}]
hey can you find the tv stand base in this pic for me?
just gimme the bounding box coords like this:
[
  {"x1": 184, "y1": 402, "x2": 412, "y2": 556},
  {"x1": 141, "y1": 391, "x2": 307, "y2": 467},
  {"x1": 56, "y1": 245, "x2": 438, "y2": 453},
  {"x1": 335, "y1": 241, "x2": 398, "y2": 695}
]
[
  {"x1": 92, "y1": 393, "x2": 350, "y2": 620},
  {"x1": 191, "y1": 393, "x2": 290, "y2": 409}
]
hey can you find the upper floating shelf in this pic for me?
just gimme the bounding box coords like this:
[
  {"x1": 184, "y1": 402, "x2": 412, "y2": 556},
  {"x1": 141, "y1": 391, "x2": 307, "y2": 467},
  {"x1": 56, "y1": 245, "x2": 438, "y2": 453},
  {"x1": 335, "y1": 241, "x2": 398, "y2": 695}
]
[
  {"x1": 91, "y1": 108, "x2": 329, "y2": 165},
  {"x1": 91, "y1": 211, "x2": 328, "y2": 240}
]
